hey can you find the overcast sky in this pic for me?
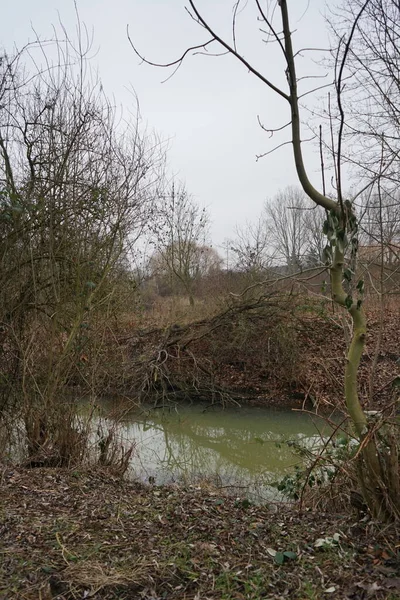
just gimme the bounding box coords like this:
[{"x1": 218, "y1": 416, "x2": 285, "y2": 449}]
[{"x1": 2, "y1": 0, "x2": 333, "y2": 249}]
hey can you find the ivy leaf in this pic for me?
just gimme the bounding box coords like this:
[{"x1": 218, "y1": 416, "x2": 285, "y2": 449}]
[
  {"x1": 322, "y1": 246, "x2": 332, "y2": 265},
  {"x1": 240, "y1": 498, "x2": 252, "y2": 508},
  {"x1": 283, "y1": 551, "x2": 297, "y2": 560},
  {"x1": 350, "y1": 220, "x2": 358, "y2": 234},
  {"x1": 327, "y1": 229, "x2": 336, "y2": 242},
  {"x1": 343, "y1": 268, "x2": 353, "y2": 281},
  {"x1": 345, "y1": 295, "x2": 353, "y2": 309},
  {"x1": 337, "y1": 229, "x2": 347, "y2": 245},
  {"x1": 41, "y1": 565, "x2": 56, "y2": 574},
  {"x1": 274, "y1": 552, "x2": 285, "y2": 565},
  {"x1": 329, "y1": 210, "x2": 339, "y2": 228},
  {"x1": 356, "y1": 279, "x2": 365, "y2": 294}
]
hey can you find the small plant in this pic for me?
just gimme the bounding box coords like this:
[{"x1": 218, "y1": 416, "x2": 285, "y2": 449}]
[
  {"x1": 272, "y1": 465, "x2": 304, "y2": 500},
  {"x1": 272, "y1": 432, "x2": 360, "y2": 509},
  {"x1": 267, "y1": 547, "x2": 298, "y2": 565}
]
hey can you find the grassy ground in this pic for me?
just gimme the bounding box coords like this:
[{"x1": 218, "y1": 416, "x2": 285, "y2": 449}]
[{"x1": 1, "y1": 466, "x2": 399, "y2": 599}]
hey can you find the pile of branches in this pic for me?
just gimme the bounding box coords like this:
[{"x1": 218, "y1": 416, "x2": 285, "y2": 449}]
[{"x1": 125, "y1": 290, "x2": 300, "y2": 407}]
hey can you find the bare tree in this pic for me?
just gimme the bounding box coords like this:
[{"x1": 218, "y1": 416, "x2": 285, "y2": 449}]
[
  {"x1": 328, "y1": 0, "x2": 400, "y2": 184},
  {"x1": 303, "y1": 206, "x2": 327, "y2": 267},
  {"x1": 230, "y1": 187, "x2": 326, "y2": 276},
  {"x1": 149, "y1": 181, "x2": 210, "y2": 306},
  {"x1": 264, "y1": 186, "x2": 325, "y2": 272},
  {"x1": 230, "y1": 217, "x2": 272, "y2": 276},
  {"x1": 194, "y1": 245, "x2": 223, "y2": 276},
  {"x1": 359, "y1": 189, "x2": 400, "y2": 262},
  {"x1": 130, "y1": 0, "x2": 400, "y2": 520}
]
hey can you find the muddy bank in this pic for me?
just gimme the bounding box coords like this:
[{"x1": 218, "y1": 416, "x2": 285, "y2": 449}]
[{"x1": 0, "y1": 466, "x2": 399, "y2": 599}]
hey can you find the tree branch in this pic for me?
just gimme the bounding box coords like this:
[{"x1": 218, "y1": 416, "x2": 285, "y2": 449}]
[{"x1": 188, "y1": 1, "x2": 290, "y2": 101}]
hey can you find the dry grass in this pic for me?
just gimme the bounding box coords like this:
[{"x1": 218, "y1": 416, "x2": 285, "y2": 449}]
[{"x1": 142, "y1": 294, "x2": 225, "y2": 329}]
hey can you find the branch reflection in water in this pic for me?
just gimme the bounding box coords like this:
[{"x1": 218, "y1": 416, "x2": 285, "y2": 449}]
[{"x1": 95, "y1": 401, "x2": 331, "y2": 502}]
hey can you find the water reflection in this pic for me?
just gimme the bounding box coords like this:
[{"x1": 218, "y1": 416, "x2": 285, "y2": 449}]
[{"x1": 99, "y1": 402, "x2": 329, "y2": 502}]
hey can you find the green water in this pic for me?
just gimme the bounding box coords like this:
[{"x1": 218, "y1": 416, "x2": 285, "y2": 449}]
[{"x1": 100, "y1": 402, "x2": 331, "y2": 502}]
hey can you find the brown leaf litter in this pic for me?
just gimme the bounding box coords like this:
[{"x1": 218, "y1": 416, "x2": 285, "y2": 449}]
[{"x1": 0, "y1": 466, "x2": 399, "y2": 599}]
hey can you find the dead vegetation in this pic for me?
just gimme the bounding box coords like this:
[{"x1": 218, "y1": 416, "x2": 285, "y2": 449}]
[
  {"x1": 80, "y1": 292, "x2": 399, "y2": 414},
  {"x1": 1, "y1": 466, "x2": 399, "y2": 600}
]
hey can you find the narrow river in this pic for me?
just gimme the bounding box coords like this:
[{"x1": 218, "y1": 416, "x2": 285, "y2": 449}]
[{"x1": 97, "y1": 402, "x2": 331, "y2": 502}]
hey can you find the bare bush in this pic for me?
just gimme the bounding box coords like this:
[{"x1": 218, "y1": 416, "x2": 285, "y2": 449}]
[{"x1": 0, "y1": 30, "x2": 163, "y2": 465}]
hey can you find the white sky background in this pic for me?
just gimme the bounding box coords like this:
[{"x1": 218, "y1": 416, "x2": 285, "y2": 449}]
[{"x1": 2, "y1": 0, "x2": 334, "y2": 250}]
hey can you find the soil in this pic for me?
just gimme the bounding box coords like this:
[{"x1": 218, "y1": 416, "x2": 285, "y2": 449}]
[{"x1": 1, "y1": 466, "x2": 399, "y2": 600}]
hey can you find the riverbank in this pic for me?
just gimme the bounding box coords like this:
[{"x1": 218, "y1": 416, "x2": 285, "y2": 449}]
[
  {"x1": 100, "y1": 298, "x2": 399, "y2": 411},
  {"x1": 1, "y1": 466, "x2": 399, "y2": 599}
]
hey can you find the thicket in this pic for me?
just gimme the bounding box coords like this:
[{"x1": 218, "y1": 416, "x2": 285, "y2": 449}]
[{"x1": 0, "y1": 34, "x2": 163, "y2": 468}]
